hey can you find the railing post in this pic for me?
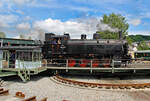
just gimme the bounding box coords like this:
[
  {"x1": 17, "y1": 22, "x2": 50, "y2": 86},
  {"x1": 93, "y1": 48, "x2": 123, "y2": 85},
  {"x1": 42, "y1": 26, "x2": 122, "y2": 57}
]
[
  {"x1": 133, "y1": 60, "x2": 136, "y2": 73},
  {"x1": 45, "y1": 59, "x2": 48, "y2": 68},
  {"x1": 127, "y1": 61, "x2": 128, "y2": 67},
  {"x1": 112, "y1": 59, "x2": 114, "y2": 73},
  {"x1": 1, "y1": 40, "x2": 3, "y2": 47},
  {"x1": 90, "y1": 60, "x2": 92, "y2": 74},
  {"x1": 66, "y1": 59, "x2": 68, "y2": 72}
]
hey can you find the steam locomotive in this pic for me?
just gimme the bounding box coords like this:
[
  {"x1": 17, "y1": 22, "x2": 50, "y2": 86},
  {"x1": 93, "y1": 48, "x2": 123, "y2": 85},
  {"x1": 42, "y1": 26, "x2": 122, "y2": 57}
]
[{"x1": 42, "y1": 32, "x2": 130, "y2": 67}]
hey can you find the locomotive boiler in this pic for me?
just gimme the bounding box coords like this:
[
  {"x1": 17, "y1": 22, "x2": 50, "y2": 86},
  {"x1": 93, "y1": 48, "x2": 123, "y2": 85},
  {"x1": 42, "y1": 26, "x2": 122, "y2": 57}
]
[{"x1": 42, "y1": 32, "x2": 129, "y2": 67}]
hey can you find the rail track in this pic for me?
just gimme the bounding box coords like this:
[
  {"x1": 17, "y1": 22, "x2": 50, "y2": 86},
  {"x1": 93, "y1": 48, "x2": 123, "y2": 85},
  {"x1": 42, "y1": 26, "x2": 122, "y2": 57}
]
[
  {"x1": 0, "y1": 79, "x2": 4, "y2": 87},
  {"x1": 52, "y1": 75, "x2": 150, "y2": 90},
  {"x1": 0, "y1": 87, "x2": 47, "y2": 101}
]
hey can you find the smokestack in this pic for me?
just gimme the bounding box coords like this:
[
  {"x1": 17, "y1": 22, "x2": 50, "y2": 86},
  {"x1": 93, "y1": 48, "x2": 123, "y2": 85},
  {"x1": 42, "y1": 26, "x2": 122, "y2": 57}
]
[
  {"x1": 81, "y1": 34, "x2": 86, "y2": 40},
  {"x1": 119, "y1": 31, "x2": 123, "y2": 40}
]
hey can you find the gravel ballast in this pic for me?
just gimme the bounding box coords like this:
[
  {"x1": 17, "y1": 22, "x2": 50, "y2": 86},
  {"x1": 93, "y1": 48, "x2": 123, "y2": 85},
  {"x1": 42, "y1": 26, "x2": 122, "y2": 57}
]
[{"x1": 1, "y1": 76, "x2": 150, "y2": 101}]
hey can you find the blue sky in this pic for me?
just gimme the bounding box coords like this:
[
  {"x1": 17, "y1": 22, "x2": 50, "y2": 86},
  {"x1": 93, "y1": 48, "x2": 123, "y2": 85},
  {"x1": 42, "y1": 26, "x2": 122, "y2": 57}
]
[{"x1": 0, "y1": 0, "x2": 150, "y2": 39}]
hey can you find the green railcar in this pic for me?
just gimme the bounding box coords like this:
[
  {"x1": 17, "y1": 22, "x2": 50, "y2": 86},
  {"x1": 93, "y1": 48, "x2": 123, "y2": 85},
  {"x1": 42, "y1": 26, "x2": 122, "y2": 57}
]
[{"x1": 134, "y1": 50, "x2": 150, "y2": 60}]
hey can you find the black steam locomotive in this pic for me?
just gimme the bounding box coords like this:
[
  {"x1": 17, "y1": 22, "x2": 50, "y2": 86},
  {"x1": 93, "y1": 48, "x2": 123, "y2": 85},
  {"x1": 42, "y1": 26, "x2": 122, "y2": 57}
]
[{"x1": 42, "y1": 32, "x2": 130, "y2": 67}]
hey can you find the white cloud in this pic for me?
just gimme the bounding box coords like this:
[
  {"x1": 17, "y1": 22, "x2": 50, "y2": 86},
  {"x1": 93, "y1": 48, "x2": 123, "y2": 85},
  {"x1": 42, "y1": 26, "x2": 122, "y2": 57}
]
[
  {"x1": 15, "y1": 10, "x2": 24, "y2": 15},
  {"x1": 29, "y1": 2, "x2": 94, "y2": 12},
  {"x1": 16, "y1": 22, "x2": 31, "y2": 30},
  {"x1": 129, "y1": 31, "x2": 150, "y2": 35},
  {"x1": 97, "y1": 23, "x2": 119, "y2": 32},
  {"x1": 128, "y1": 19, "x2": 141, "y2": 26},
  {"x1": 13, "y1": 35, "x2": 20, "y2": 39},
  {"x1": 71, "y1": 0, "x2": 131, "y2": 5},
  {"x1": 29, "y1": 18, "x2": 97, "y2": 39},
  {"x1": 12, "y1": 0, "x2": 32, "y2": 5},
  {"x1": 140, "y1": 12, "x2": 150, "y2": 18},
  {"x1": 68, "y1": 6, "x2": 93, "y2": 12},
  {"x1": 0, "y1": 2, "x2": 3, "y2": 8},
  {"x1": 0, "y1": 14, "x2": 18, "y2": 28},
  {"x1": 0, "y1": 15, "x2": 18, "y2": 23},
  {"x1": 24, "y1": 16, "x2": 31, "y2": 21}
]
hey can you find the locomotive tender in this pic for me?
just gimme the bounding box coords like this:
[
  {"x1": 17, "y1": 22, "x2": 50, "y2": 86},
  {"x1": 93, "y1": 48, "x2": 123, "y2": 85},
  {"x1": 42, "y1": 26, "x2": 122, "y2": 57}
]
[{"x1": 42, "y1": 32, "x2": 129, "y2": 67}]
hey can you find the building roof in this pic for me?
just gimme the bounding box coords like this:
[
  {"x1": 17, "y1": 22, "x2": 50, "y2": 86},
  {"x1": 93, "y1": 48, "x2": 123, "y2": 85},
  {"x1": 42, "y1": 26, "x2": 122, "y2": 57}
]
[
  {"x1": 0, "y1": 38, "x2": 42, "y2": 45},
  {"x1": 134, "y1": 50, "x2": 150, "y2": 53},
  {"x1": 0, "y1": 46, "x2": 41, "y2": 51}
]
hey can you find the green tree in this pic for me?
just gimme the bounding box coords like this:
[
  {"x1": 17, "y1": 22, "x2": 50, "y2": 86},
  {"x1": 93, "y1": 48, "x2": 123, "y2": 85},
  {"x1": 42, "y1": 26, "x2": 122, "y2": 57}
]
[
  {"x1": 28, "y1": 36, "x2": 32, "y2": 40},
  {"x1": 137, "y1": 41, "x2": 150, "y2": 50},
  {"x1": 19, "y1": 34, "x2": 25, "y2": 39},
  {"x1": 129, "y1": 35, "x2": 147, "y2": 42},
  {"x1": 126, "y1": 36, "x2": 133, "y2": 45},
  {"x1": 0, "y1": 32, "x2": 6, "y2": 38},
  {"x1": 97, "y1": 13, "x2": 129, "y2": 39}
]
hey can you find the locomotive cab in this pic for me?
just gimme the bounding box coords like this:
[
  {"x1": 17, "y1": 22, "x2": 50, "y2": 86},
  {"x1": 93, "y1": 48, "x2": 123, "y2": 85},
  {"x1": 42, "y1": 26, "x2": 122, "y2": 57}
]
[{"x1": 42, "y1": 33, "x2": 70, "y2": 59}]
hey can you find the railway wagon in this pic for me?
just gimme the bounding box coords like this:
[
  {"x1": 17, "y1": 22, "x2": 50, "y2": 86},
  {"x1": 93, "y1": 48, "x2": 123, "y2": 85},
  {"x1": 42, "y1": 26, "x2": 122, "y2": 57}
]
[
  {"x1": 42, "y1": 32, "x2": 130, "y2": 67},
  {"x1": 133, "y1": 50, "x2": 150, "y2": 64}
]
